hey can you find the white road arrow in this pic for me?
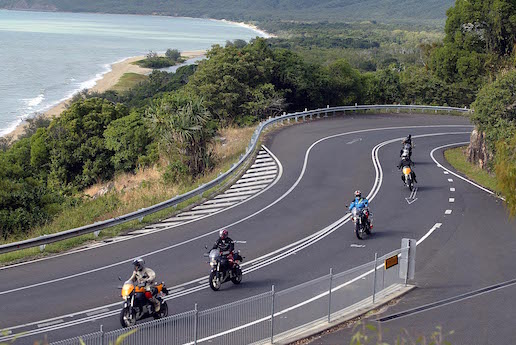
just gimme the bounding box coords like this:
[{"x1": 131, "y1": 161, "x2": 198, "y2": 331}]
[{"x1": 405, "y1": 187, "x2": 418, "y2": 204}]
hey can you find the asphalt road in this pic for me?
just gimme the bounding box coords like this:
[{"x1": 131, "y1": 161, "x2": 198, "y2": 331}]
[{"x1": 0, "y1": 112, "x2": 485, "y2": 344}]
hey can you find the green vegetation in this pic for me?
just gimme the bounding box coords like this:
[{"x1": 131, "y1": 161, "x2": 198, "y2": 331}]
[
  {"x1": 134, "y1": 49, "x2": 184, "y2": 68},
  {"x1": 0, "y1": 0, "x2": 453, "y2": 23},
  {"x1": 111, "y1": 73, "x2": 148, "y2": 92},
  {"x1": 444, "y1": 147, "x2": 499, "y2": 193}
]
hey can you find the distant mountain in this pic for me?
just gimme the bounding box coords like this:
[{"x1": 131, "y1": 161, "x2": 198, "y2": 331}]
[{"x1": 0, "y1": 0, "x2": 453, "y2": 23}]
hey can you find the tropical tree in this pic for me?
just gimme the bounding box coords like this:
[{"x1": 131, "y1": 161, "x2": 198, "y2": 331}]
[{"x1": 146, "y1": 92, "x2": 216, "y2": 175}]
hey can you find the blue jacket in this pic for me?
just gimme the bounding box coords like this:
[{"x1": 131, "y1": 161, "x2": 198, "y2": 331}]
[{"x1": 349, "y1": 197, "x2": 369, "y2": 211}]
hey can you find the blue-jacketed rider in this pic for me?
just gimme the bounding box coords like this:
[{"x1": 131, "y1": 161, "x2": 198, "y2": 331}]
[{"x1": 348, "y1": 190, "x2": 372, "y2": 228}]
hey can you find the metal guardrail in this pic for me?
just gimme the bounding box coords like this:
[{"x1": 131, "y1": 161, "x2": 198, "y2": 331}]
[
  {"x1": 49, "y1": 239, "x2": 415, "y2": 345},
  {"x1": 0, "y1": 104, "x2": 471, "y2": 254}
]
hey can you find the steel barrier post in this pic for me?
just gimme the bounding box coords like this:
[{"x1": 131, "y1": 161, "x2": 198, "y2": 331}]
[
  {"x1": 372, "y1": 253, "x2": 378, "y2": 304},
  {"x1": 270, "y1": 285, "x2": 275, "y2": 344},
  {"x1": 194, "y1": 303, "x2": 198, "y2": 345},
  {"x1": 327, "y1": 268, "x2": 333, "y2": 323},
  {"x1": 100, "y1": 324, "x2": 104, "y2": 345}
]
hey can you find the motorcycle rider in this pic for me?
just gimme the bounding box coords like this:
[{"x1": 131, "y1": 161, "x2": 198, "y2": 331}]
[
  {"x1": 212, "y1": 229, "x2": 242, "y2": 266},
  {"x1": 129, "y1": 258, "x2": 161, "y2": 312},
  {"x1": 397, "y1": 155, "x2": 417, "y2": 183},
  {"x1": 348, "y1": 190, "x2": 372, "y2": 229},
  {"x1": 400, "y1": 134, "x2": 413, "y2": 157}
]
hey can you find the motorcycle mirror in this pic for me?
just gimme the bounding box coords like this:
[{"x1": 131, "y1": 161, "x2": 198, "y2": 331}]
[
  {"x1": 204, "y1": 245, "x2": 208, "y2": 249},
  {"x1": 118, "y1": 276, "x2": 122, "y2": 281}
]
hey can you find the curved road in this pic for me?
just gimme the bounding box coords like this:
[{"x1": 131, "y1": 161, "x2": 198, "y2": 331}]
[{"x1": 0, "y1": 112, "x2": 486, "y2": 344}]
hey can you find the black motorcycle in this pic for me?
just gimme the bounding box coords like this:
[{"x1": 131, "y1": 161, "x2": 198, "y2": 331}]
[
  {"x1": 205, "y1": 249, "x2": 243, "y2": 291},
  {"x1": 350, "y1": 206, "x2": 372, "y2": 240},
  {"x1": 119, "y1": 279, "x2": 169, "y2": 327}
]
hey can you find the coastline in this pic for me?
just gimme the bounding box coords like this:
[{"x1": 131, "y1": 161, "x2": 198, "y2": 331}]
[{"x1": 3, "y1": 50, "x2": 206, "y2": 143}]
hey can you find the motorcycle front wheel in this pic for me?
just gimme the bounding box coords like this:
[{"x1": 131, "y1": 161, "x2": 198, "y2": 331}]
[
  {"x1": 231, "y1": 267, "x2": 242, "y2": 284},
  {"x1": 209, "y1": 271, "x2": 222, "y2": 291},
  {"x1": 354, "y1": 223, "x2": 364, "y2": 240},
  {"x1": 120, "y1": 308, "x2": 136, "y2": 328},
  {"x1": 153, "y1": 300, "x2": 168, "y2": 319}
]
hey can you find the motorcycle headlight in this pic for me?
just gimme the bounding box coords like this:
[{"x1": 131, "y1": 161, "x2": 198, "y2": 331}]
[{"x1": 210, "y1": 261, "x2": 217, "y2": 267}]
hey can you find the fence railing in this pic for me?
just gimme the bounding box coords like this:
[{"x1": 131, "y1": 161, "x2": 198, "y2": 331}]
[
  {"x1": 49, "y1": 239, "x2": 415, "y2": 345},
  {"x1": 0, "y1": 104, "x2": 471, "y2": 254}
]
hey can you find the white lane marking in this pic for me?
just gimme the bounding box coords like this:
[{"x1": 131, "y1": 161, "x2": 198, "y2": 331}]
[
  {"x1": 246, "y1": 166, "x2": 277, "y2": 173},
  {"x1": 229, "y1": 183, "x2": 268, "y2": 191},
  {"x1": 416, "y1": 223, "x2": 442, "y2": 245},
  {"x1": 254, "y1": 158, "x2": 273, "y2": 164},
  {"x1": 445, "y1": 210, "x2": 452, "y2": 215},
  {"x1": 346, "y1": 138, "x2": 362, "y2": 144},
  {"x1": 0, "y1": 145, "x2": 281, "y2": 272},
  {"x1": 450, "y1": 187, "x2": 455, "y2": 192},
  {"x1": 430, "y1": 142, "x2": 503, "y2": 199},
  {"x1": 210, "y1": 195, "x2": 248, "y2": 202},
  {"x1": 0, "y1": 130, "x2": 472, "y2": 339},
  {"x1": 448, "y1": 178, "x2": 453, "y2": 182},
  {"x1": 350, "y1": 244, "x2": 366, "y2": 248},
  {"x1": 128, "y1": 229, "x2": 154, "y2": 235},
  {"x1": 224, "y1": 187, "x2": 263, "y2": 195},
  {"x1": 444, "y1": 171, "x2": 449, "y2": 174},
  {"x1": 231, "y1": 179, "x2": 274, "y2": 188},
  {"x1": 241, "y1": 171, "x2": 277, "y2": 179},
  {"x1": 221, "y1": 190, "x2": 257, "y2": 198},
  {"x1": 174, "y1": 215, "x2": 202, "y2": 220},
  {"x1": 236, "y1": 175, "x2": 275, "y2": 183},
  {"x1": 193, "y1": 203, "x2": 236, "y2": 210},
  {"x1": 250, "y1": 162, "x2": 276, "y2": 169},
  {"x1": 37, "y1": 319, "x2": 63, "y2": 328},
  {"x1": 177, "y1": 209, "x2": 222, "y2": 216},
  {"x1": 449, "y1": 198, "x2": 455, "y2": 203},
  {"x1": 85, "y1": 308, "x2": 110, "y2": 317}
]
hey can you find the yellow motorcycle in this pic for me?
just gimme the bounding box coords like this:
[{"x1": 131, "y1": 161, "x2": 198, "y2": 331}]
[{"x1": 119, "y1": 280, "x2": 168, "y2": 327}]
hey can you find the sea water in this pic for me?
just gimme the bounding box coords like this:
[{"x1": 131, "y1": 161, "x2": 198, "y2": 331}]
[{"x1": 0, "y1": 10, "x2": 266, "y2": 136}]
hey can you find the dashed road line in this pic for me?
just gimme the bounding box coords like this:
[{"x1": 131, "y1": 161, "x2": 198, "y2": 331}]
[
  {"x1": 445, "y1": 210, "x2": 452, "y2": 215},
  {"x1": 449, "y1": 198, "x2": 455, "y2": 203},
  {"x1": 37, "y1": 320, "x2": 63, "y2": 328},
  {"x1": 448, "y1": 178, "x2": 453, "y2": 182},
  {"x1": 450, "y1": 187, "x2": 455, "y2": 192}
]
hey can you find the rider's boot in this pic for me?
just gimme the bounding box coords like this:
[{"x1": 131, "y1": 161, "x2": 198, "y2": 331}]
[{"x1": 150, "y1": 296, "x2": 161, "y2": 312}]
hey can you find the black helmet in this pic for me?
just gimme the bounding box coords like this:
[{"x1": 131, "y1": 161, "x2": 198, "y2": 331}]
[{"x1": 132, "y1": 258, "x2": 145, "y2": 271}]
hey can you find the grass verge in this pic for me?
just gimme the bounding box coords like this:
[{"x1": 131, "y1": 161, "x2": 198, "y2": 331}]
[
  {"x1": 111, "y1": 73, "x2": 148, "y2": 92},
  {"x1": 444, "y1": 146, "x2": 499, "y2": 193}
]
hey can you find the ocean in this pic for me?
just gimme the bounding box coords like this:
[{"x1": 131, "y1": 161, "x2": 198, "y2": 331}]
[{"x1": 0, "y1": 10, "x2": 266, "y2": 136}]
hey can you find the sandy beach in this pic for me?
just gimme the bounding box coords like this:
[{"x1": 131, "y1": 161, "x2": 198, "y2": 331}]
[{"x1": 4, "y1": 50, "x2": 206, "y2": 143}]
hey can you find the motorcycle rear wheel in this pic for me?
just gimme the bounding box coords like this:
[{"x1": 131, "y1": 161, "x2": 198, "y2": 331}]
[
  {"x1": 231, "y1": 267, "x2": 242, "y2": 284},
  {"x1": 120, "y1": 308, "x2": 136, "y2": 328},
  {"x1": 153, "y1": 300, "x2": 168, "y2": 319},
  {"x1": 209, "y1": 271, "x2": 221, "y2": 291}
]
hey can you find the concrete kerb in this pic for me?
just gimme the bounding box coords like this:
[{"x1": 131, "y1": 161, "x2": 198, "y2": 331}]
[{"x1": 266, "y1": 283, "x2": 416, "y2": 345}]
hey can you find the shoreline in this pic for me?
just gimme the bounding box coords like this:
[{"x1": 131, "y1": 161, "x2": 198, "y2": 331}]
[{"x1": 3, "y1": 50, "x2": 206, "y2": 143}]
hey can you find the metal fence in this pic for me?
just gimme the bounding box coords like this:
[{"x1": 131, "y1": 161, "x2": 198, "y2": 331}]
[
  {"x1": 0, "y1": 104, "x2": 471, "y2": 254},
  {"x1": 50, "y1": 239, "x2": 415, "y2": 345}
]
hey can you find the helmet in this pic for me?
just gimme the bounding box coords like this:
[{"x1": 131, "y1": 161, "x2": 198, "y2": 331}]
[
  {"x1": 132, "y1": 258, "x2": 145, "y2": 271},
  {"x1": 354, "y1": 190, "x2": 362, "y2": 198},
  {"x1": 219, "y1": 229, "x2": 228, "y2": 239},
  {"x1": 407, "y1": 134, "x2": 411, "y2": 140}
]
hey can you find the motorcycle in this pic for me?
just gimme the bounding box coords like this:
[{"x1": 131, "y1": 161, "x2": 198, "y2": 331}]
[
  {"x1": 119, "y1": 279, "x2": 169, "y2": 327},
  {"x1": 205, "y1": 248, "x2": 243, "y2": 291},
  {"x1": 401, "y1": 143, "x2": 412, "y2": 159},
  {"x1": 350, "y1": 206, "x2": 372, "y2": 240},
  {"x1": 402, "y1": 166, "x2": 414, "y2": 191}
]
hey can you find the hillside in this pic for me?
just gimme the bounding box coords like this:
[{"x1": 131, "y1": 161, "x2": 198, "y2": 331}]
[{"x1": 0, "y1": 0, "x2": 454, "y2": 23}]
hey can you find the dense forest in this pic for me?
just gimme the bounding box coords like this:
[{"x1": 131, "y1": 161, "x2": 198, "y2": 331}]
[
  {"x1": 0, "y1": 0, "x2": 453, "y2": 23},
  {"x1": 1, "y1": 0, "x2": 516, "y2": 242}
]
